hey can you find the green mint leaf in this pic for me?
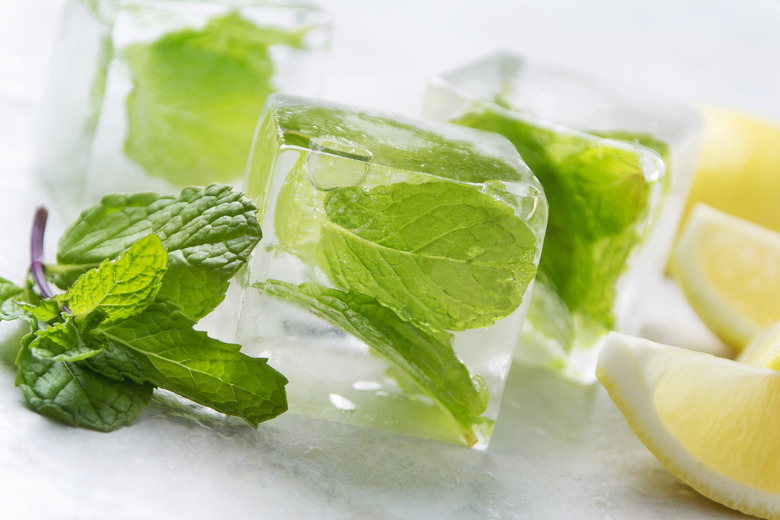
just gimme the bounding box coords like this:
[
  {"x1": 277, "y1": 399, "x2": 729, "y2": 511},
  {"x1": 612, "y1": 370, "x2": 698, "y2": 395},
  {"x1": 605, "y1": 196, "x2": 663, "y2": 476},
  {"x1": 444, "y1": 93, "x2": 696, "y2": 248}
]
[
  {"x1": 257, "y1": 280, "x2": 488, "y2": 433},
  {"x1": 453, "y1": 107, "x2": 657, "y2": 330},
  {"x1": 19, "y1": 299, "x2": 63, "y2": 323},
  {"x1": 594, "y1": 130, "x2": 670, "y2": 164},
  {"x1": 317, "y1": 181, "x2": 538, "y2": 331},
  {"x1": 124, "y1": 12, "x2": 305, "y2": 185},
  {"x1": 269, "y1": 101, "x2": 526, "y2": 185},
  {"x1": 273, "y1": 156, "x2": 323, "y2": 265},
  {"x1": 55, "y1": 184, "x2": 262, "y2": 320},
  {"x1": 16, "y1": 326, "x2": 153, "y2": 432},
  {"x1": 28, "y1": 317, "x2": 105, "y2": 363},
  {"x1": 65, "y1": 234, "x2": 167, "y2": 324},
  {"x1": 0, "y1": 278, "x2": 28, "y2": 321},
  {"x1": 87, "y1": 300, "x2": 287, "y2": 427}
]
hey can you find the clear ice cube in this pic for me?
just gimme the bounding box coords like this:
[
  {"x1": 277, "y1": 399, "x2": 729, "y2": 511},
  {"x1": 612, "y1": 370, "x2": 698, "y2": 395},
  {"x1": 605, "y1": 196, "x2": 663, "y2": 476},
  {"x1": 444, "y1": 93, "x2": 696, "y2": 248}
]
[
  {"x1": 236, "y1": 93, "x2": 547, "y2": 448},
  {"x1": 423, "y1": 52, "x2": 702, "y2": 382},
  {"x1": 36, "y1": 0, "x2": 330, "y2": 220}
]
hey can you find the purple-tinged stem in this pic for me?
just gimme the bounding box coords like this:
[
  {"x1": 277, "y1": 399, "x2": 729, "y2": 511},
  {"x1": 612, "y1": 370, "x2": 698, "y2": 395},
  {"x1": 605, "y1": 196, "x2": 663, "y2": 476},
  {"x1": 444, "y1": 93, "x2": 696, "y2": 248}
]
[{"x1": 30, "y1": 207, "x2": 55, "y2": 300}]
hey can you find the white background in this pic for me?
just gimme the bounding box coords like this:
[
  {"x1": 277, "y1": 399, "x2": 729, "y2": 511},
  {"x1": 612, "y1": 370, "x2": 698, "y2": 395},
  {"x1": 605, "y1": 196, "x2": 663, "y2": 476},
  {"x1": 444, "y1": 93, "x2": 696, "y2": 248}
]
[{"x1": 1, "y1": 0, "x2": 779, "y2": 518}]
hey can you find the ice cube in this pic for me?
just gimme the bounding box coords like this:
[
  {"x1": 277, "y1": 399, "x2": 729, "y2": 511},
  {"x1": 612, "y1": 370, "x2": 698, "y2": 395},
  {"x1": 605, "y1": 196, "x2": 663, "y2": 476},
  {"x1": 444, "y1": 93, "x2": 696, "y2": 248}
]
[
  {"x1": 423, "y1": 52, "x2": 702, "y2": 382},
  {"x1": 36, "y1": 0, "x2": 330, "y2": 220},
  {"x1": 236, "y1": 93, "x2": 547, "y2": 448}
]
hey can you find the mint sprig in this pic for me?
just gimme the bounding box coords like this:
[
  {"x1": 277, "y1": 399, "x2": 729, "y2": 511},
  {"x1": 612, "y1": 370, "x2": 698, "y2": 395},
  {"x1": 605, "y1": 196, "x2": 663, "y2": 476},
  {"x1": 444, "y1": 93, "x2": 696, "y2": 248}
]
[{"x1": 2, "y1": 184, "x2": 287, "y2": 432}]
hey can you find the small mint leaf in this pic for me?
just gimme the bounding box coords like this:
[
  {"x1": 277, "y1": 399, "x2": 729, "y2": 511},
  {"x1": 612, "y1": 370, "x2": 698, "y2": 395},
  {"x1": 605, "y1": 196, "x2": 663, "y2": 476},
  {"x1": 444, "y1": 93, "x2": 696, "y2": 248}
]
[
  {"x1": 18, "y1": 299, "x2": 63, "y2": 323},
  {"x1": 65, "y1": 233, "x2": 167, "y2": 324},
  {"x1": 29, "y1": 317, "x2": 104, "y2": 363},
  {"x1": 0, "y1": 278, "x2": 29, "y2": 321}
]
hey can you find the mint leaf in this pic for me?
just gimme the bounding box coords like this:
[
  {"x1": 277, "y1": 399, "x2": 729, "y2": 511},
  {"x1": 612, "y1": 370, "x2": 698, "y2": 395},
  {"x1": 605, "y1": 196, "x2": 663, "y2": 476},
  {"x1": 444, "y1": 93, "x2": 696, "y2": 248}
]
[
  {"x1": 273, "y1": 156, "x2": 324, "y2": 265},
  {"x1": 19, "y1": 299, "x2": 62, "y2": 323},
  {"x1": 257, "y1": 280, "x2": 488, "y2": 433},
  {"x1": 16, "y1": 326, "x2": 153, "y2": 432},
  {"x1": 65, "y1": 233, "x2": 167, "y2": 324},
  {"x1": 0, "y1": 278, "x2": 27, "y2": 321},
  {"x1": 270, "y1": 101, "x2": 526, "y2": 185},
  {"x1": 28, "y1": 317, "x2": 104, "y2": 363},
  {"x1": 317, "y1": 181, "x2": 538, "y2": 331},
  {"x1": 55, "y1": 184, "x2": 261, "y2": 320},
  {"x1": 124, "y1": 12, "x2": 305, "y2": 185},
  {"x1": 88, "y1": 301, "x2": 287, "y2": 427},
  {"x1": 453, "y1": 106, "x2": 656, "y2": 330}
]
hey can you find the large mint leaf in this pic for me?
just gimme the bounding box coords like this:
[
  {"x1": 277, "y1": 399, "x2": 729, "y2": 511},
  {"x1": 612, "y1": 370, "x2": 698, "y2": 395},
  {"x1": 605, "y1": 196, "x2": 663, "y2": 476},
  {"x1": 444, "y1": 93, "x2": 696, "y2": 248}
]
[
  {"x1": 65, "y1": 233, "x2": 167, "y2": 324},
  {"x1": 16, "y1": 326, "x2": 153, "y2": 432},
  {"x1": 55, "y1": 184, "x2": 262, "y2": 320},
  {"x1": 88, "y1": 300, "x2": 287, "y2": 427},
  {"x1": 124, "y1": 12, "x2": 305, "y2": 185},
  {"x1": 453, "y1": 106, "x2": 655, "y2": 330},
  {"x1": 317, "y1": 181, "x2": 537, "y2": 331},
  {"x1": 0, "y1": 278, "x2": 28, "y2": 321},
  {"x1": 257, "y1": 280, "x2": 488, "y2": 433}
]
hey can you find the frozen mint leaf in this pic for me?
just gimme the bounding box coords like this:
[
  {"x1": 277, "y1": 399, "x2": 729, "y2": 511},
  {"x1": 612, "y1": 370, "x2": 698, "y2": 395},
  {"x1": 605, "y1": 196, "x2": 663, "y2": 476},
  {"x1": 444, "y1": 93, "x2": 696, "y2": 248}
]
[
  {"x1": 594, "y1": 130, "x2": 670, "y2": 164},
  {"x1": 0, "y1": 278, "x2": 32, "y2": 321},
  {"x1": 16, "y1": 326, "x2": 153, "y2": 432},
  {"x1": 55, "y1": 184, "x2": 261, "y2": 320},
  {"x1": 124, "y1": 12, "x2": 306, "y2": 185},
  {"x1": 271, "y1": 102, "x2": 526, "y2": 185},
  {"x1": 28, "y1": 317, "x2": 104, "y2": 363},
  {"x1": 258, "y1": 280, "x2": 488, "y2": 433},
  {"x1": 65, "y1": 233, "x2": 167, "y2": 324},
  {"x1": 273, "y1": 156, "x2": 324, "y2": 265},
  {"x1": 594, "y1": 130, "x2": 672, "y2": 195},
  {"x1": 453, "y1": 107, "x2": 655, "y2": 330},
  {"x1": 89, "y1": 300, "x2": 287, "y2": 427},
  {"x1": 317, "y1": 181, "x2": 537, "y2": 331}
]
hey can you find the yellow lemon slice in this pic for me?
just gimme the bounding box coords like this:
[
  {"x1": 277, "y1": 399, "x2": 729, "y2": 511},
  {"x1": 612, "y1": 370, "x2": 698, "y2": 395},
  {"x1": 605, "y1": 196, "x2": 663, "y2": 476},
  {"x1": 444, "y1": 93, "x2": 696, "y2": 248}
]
[
  {"x1": 738, "y1": 322, "x2": 780, "y2": 368},
  {"x1": 671, "y1": 204, "x2": 780, "y2": 350},
  {"x1": 598, "y1": 332, "x2": 780, "y2": 519},
  {"x1": 681, "y1": 107, "x2": 780, "y2": 235}
]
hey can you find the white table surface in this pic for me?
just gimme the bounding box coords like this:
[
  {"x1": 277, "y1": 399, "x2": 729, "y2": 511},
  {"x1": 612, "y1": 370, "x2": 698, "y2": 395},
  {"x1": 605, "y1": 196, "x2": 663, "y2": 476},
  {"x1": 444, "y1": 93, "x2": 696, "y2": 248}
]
[{"x1": 1, "y1": 1, "x2": 779, "y2": 518}]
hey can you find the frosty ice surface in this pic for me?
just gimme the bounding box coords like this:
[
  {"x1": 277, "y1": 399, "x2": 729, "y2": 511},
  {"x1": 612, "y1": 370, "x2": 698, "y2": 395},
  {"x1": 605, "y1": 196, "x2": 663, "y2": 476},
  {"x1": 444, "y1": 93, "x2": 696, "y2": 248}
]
[
  {"x1": 423, "y1": 52, "x2": 701, "y2": 381},
  {"x1": 37, "y1": 0, "x2": 330, "y2": 219},
  {"x1": 235, "y1": 94, "x2": 547, "y2": 448}
]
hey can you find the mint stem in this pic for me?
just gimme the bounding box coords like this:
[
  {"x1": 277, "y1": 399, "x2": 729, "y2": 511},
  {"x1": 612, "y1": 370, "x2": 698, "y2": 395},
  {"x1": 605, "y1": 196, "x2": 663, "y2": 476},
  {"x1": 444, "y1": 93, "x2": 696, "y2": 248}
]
[{"x1": 30, "y1": 207, "x2": 55, "y2": 300}]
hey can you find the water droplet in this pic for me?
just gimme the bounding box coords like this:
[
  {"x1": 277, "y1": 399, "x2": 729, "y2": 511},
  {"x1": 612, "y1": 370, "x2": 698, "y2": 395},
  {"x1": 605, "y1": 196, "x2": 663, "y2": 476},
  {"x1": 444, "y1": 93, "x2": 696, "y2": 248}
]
[
  {"x1": 352, "y1": 381, "x2": 382, "y2": 391},
  {"x1": 329, "y1": 393, "x2": 356, "y2": 411}
]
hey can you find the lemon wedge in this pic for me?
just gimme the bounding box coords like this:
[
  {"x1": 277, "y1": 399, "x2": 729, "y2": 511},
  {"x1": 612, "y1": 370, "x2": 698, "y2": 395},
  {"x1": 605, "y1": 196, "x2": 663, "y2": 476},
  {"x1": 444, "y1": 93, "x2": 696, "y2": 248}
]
[
  {"x1": 598, "y1": 332, "x2": 780, "y2": 519},
  {"x1": 671, "y1": 204, "x2": 780, "y2": 350},
  {"x1": 738, "y1": 322, "x2": 780, "y2": 369},
  {"x1": 680, "y1": 108, "x2": 780, "y2": 235}
]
